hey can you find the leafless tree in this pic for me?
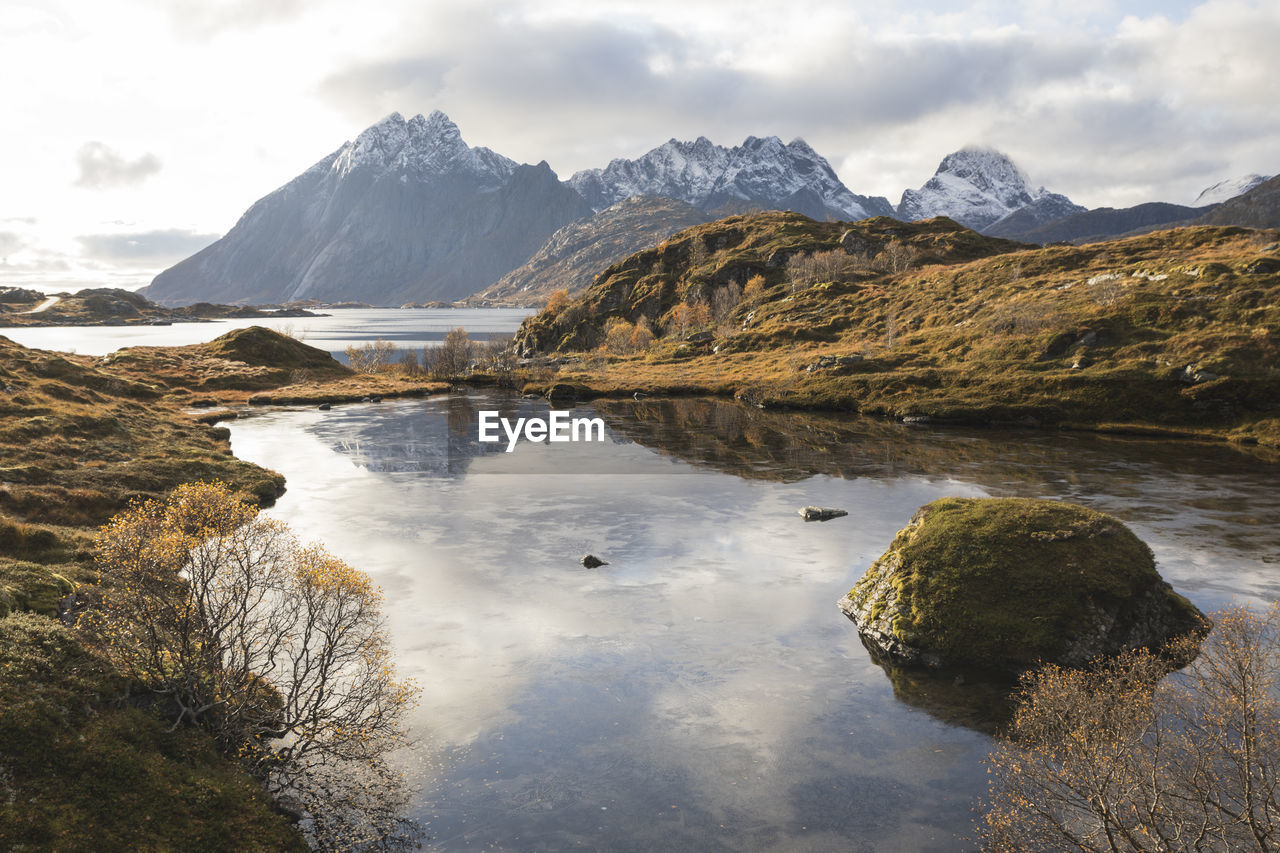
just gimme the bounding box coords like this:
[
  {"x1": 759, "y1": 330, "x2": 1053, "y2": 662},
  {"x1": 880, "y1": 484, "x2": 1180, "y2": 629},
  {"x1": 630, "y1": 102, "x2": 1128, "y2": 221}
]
[
  {"x1": 345, "y1": 339, "x2": 398, "y2": 373},
  {"x1": 423, "y1": 327, "x2": 473, "y2": 378},
  {"x1": 977, "y1": 605, "x2": 1280, "y2": 853},
  {"x1": 83, "y1": 483, "x2": 419, "y2": 850}
]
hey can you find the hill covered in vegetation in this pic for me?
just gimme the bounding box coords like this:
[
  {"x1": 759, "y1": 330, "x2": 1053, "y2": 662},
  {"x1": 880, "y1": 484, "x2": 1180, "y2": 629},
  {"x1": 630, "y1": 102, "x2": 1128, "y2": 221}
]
[
  {"x1": 0, "y1": 326, "x2": 447, "y2": 847},
  {"x1": 512, "y1": 212, "x2": 1280, "y2": 448}
]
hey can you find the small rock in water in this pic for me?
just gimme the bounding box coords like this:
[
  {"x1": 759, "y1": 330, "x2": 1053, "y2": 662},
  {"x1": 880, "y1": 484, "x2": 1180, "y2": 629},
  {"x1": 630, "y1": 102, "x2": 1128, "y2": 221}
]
[
  {"x1": 372, "y1": 396, "x2": 383, "y2": 403},
  {"x1": 581, "y1": 554, "x2": 609, "y2": 569},
  {"x1": 318, "y1": 403, "x2": 331, "y2": 411},
  {"x1": 800, "y1": 506, "x2": 848, "y2": 522},
  {"x1": 360, "y1": 396, "x2": 372, "y2": 403}
]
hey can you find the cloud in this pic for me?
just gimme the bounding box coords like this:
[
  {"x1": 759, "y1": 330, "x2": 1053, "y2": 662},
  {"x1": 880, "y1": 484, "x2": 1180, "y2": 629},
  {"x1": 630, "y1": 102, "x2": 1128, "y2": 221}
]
[
  {"x1": 167, "y1": 0, "x2": 308, "y2": 38},
  {"x1": 0, "y1": 232, "x2": 26, "y2": 257},
  {"x1": 77, "y1": 229, "x2": 219, "y2": 263},
  {"x1": 315, "y1": 0, "x2": 1280, "y2": 207},
  {"x1": 74, "y1": 142, "x2": 163, "y2": 190}
]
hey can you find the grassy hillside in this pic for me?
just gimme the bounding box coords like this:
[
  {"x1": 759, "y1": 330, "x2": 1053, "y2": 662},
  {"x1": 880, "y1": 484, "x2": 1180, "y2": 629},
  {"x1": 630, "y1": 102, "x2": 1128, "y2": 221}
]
[
  {"x1": 0, "y1": 326, "x2": 446, "y2": 848},
  {"x1": 512, "y1": 212, "x2": 1280, "y2": 448}
]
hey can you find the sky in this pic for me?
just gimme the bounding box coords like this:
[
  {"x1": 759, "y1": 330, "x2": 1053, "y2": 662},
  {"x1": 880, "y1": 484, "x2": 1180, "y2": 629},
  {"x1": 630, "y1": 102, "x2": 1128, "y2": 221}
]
[{"x1": 1, "y1": 0, "x2": 1277, "y2": 292}]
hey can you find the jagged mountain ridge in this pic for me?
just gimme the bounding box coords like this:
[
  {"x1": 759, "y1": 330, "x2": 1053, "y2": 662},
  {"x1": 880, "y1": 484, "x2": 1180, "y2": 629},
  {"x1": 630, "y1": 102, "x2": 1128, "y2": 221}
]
[
  {"x1": 567, "y1": 135, "x2": 895, "y2": 221},
  {"x1": 898, "y1": 147, "x2": 1085, "y2": 232},
  {"x1": 144, "y1": 111, "x2": 1276, "y2": 306},
  {"x1": 142, "y1": 112, "x2": 592, "y2": 306}
]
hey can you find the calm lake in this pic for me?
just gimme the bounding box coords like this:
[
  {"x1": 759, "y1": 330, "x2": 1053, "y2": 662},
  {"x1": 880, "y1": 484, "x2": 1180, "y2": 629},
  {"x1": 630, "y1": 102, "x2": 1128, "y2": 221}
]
[
  {"x1": 227, "y1": 394, "x2": 1280, "y2": 852},
  {"x1": 0, "y1": 307, "x2": 534, "y2": 359}
]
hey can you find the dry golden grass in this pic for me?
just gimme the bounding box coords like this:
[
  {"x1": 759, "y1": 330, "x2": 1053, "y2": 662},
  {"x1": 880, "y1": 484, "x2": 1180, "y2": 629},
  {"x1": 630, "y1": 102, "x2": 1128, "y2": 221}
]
[{"x1": 514, "y1": 214, "x2": 1280, "y2": 448}]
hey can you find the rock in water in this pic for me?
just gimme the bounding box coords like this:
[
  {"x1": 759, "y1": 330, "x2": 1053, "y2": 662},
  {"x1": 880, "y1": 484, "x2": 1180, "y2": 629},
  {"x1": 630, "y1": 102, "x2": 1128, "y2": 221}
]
[
  {"x1": 800, "y1": 506, "x2": 848, "y2": 522},
  {"x1": 581, "y1": 555, "x2": 608, "y2": 569},
  {"x1": 840, "y1": 498, "x2": 1207, "y2": 671}
]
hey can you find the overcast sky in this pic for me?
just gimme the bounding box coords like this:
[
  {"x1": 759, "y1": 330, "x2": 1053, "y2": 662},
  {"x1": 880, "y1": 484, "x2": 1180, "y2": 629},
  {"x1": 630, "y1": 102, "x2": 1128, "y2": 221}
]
[{"x1": 1, "y1": 0, "x2": 1276, "y2": 291}]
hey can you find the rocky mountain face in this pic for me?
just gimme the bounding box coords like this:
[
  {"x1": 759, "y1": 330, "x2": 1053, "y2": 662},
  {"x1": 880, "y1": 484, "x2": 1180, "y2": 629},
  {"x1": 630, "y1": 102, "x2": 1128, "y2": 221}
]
[
  {"x1": 472, "y1": 196, "x2": 712, "y2": 306},
  {"x1": 567, "y1": 135, "x2": 894, "y2": 221},
  {"x1": 898, "y1": 147, "x2": 1084, "y2": 232},
  {"x1": 143, "y1": 112, "x2": 592, "y2": 306}
]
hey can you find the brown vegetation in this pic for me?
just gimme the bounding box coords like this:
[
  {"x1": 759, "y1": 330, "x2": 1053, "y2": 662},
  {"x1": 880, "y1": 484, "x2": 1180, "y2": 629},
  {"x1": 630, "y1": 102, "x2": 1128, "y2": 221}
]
[
  {"x1": 512, "y1": 212, "x2": 1280, "y2": 449},
  {"x1": 979, "y1": 605, "x2": 1280, "y2": 852},
  {"x1": 83, "y1": 483, "x2": 418, "y2": 849}
]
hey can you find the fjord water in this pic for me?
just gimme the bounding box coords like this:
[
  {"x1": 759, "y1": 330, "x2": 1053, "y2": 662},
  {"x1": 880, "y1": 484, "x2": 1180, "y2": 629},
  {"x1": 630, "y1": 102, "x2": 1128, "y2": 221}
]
[
  {"x1": 0, "y1": 307, "x2": 533, "y2": 358},
  {"x1": 227, "y1": 395, "x2": 1280, "y2": 851}
]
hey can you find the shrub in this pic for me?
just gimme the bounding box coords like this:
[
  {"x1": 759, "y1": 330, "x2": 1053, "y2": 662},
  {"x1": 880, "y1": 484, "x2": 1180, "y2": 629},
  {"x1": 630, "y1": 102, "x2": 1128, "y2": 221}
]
[
  {"x1": 978, "y1": 605, "x2": 1280, "y2": 852},
  {"x1": 344, "y1": 339, "x2": 398, "y2": 374},
  {"x1": 82, "y1": 482, "x2": 418, "y2": 849},
  {"x1": 666, "y1": 301, "x2": 712, "y2": 339},
  {"x1": 424, "y1": 327, "x2": 473, "y2": 378}
]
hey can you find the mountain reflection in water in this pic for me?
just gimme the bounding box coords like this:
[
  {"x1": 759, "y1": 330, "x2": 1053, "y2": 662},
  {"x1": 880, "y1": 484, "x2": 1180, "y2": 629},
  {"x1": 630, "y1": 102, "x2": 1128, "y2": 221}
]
[{"x1": 227, "y1": 393, "x2": 1280, "y2": 852}]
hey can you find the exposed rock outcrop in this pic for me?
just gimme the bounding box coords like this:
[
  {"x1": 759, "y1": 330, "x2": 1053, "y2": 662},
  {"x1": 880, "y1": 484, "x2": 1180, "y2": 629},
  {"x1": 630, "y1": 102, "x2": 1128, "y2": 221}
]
[{"x1": 840, "y1": 498, "x2": 1207, "y2": 671}]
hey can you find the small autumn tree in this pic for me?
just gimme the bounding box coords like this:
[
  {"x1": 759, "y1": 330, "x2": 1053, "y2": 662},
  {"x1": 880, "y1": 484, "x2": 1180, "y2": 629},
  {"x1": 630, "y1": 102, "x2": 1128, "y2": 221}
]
[
  {"x1": 544, "y1": 289, "x2": 570, "y2": 317},
  {"x1": 711, "y1": 282, "x2": 742, "y2": 328},
  {"x1": 742, "y1": 274, "x2": 767, "y2": 304},
  {"x1": 603, "y1": 317, "x2": 637, "y2": 354},
  {"x1": 345, "y1": 339, "x2": 398, "y2": 373},
  {"x1": 82, "y1": 483, "x2": 419, "y2": 850},
  {"x1": 629, "y1": 316, "x2": 655, "y2": 352},
  {"x1": 424, "y1": 327, "x2": 473, "y2": 378},
  {"x1": 978, "y1": 605, "x2": 1280, "y2": 852},
  {"x1": 667, "y1": 300, "x2": 712, "y2": 339}
]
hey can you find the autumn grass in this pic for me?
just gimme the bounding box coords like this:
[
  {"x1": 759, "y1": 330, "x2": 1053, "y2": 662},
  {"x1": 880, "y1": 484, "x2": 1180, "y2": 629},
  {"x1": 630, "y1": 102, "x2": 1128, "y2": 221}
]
[
  {"x1": 0, "y1": 325, "x2": 446, "y2": 846},
  {"x1": 513, "y1": 214, "x2": 1280, "y2": 449},
  {"x1": 0, "y1": 614, "x2": 305, "y2": 851}
]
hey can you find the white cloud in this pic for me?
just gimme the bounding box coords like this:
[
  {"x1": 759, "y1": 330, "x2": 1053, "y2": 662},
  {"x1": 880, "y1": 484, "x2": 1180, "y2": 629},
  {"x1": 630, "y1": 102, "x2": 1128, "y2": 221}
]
[
  {"x1": 0, "y1": 0, "x2": 1276, "y2": 288},
  {"x1": 74, "y1": 142, "x2": 162, "y2": 189}
]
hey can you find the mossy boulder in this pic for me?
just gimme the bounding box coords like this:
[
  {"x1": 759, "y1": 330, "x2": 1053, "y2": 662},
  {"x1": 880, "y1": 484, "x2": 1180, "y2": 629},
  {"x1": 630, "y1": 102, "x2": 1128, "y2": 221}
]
[
  {"x1": 841, "y1": 497, "x2": 1207, "y2": 671},
  {"x1": 0, "y1": 560, "x2": 75, "y2": 617}
]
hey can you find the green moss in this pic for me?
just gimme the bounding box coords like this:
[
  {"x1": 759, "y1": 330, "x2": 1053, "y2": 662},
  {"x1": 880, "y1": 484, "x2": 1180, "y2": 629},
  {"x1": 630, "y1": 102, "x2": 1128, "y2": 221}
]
[
  {"x1": 0, "y1": 560, "x2": 74, "y2": 616},
  {"x1": 0, "y1": 614, "x2": 304, "y2": 851},
  {"x1": 885, "y1": 497, "x2": 1198, "y2": 669}
]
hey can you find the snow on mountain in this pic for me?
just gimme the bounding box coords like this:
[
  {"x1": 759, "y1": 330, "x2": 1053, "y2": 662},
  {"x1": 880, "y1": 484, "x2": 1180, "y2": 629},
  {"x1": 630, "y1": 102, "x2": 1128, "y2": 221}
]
[
  {"x1": 326, "y1": 110, "x2": 517, "y2": 183},
  {"x1": 1192, "y1": 174, "x2": 1272, "y2": 207},
  {"x1": 143, "y1": 111, "x2": 589, "y2": 306},
  {"x1": 567, "y1": 135, "x2": 894, "y2": 221},
  {"x1": 898, "y1": 147, "x2": 1083, "y2": 232}
]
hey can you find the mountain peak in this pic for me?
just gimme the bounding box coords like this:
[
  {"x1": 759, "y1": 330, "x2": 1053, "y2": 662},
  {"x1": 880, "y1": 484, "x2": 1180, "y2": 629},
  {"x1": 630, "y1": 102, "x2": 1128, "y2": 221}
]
[
  {"x1": 899, "y1": 147, "x2": 1081, "y2": 231},
  {"x1": 1192, "y1": 173, "x2": 1272, "y2": 207},
  {"x1": 567, "y1": 132, "x2": 894, "y2": 221},
  {"x1": 334, "y1": 109, "x2": 515, "y2": 182}
]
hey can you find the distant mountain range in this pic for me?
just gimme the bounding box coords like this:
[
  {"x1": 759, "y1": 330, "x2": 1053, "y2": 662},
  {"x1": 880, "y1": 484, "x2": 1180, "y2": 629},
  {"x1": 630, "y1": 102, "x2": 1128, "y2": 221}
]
[
  {"x1": 142, "y1": 112, "x2": 1277, "y2": 307},
  {"x1": 567, "y1": 135, "x2": 894, "y2": 221}
]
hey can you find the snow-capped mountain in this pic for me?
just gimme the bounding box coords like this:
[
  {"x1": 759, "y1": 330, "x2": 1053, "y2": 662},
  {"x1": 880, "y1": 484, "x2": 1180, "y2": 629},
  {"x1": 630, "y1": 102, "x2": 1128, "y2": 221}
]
[
  {"x1": 325, "y1": 110, "x2": 517, "y2": 183},
  {"x1": 144, "y1": 112, "x2": 591, "y2": 306},
  {"x1": 567, "y1": 135, "x2": 895, "y2": 221},
  {"x1": 898, "y1": 147, "x2": 1084, "y2": 232},
  {"x1": 1192, "y1": 174, "x2": 1272, "y2": 207}
]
